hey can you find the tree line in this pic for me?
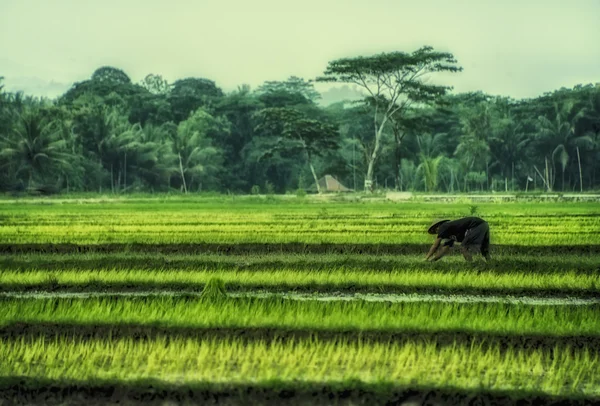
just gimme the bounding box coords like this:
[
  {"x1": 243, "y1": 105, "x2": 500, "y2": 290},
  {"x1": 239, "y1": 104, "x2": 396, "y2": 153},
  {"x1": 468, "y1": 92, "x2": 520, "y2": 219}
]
[{"x1": 1, "y1": 46, "x2": 599, "y2": 195}]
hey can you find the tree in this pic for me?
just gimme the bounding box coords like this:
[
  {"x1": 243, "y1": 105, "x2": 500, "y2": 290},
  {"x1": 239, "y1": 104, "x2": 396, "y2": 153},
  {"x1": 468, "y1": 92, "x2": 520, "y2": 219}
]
[
  {"x1": 168, "y1": 78, "x2": 224, "y2": 122},
  {"x1": 317, "y1": 46, "x2": 461, "y2": 191},
  {"x1": 0, "y1": 107, "x2": 74, "y2": 188},
  {"x1": 489, "y1": 112, "x2": 531, "y2": 189},
  {"x1": 216, "y1": 86, "x2": 264, "y2": 191},
  {"x1": 173, "y1": 109, "x2": 225, "y2": 192},
  {"x1": 453, "y1": 102, "x2": 492, "y2": 190},
  {"x1": 61, "y1": 66, "x2": 146, "y2": 114},
  {"x1": 388, "y1": 107, "x2": 434, "y2": 189},
  {"x1": 415, "y1": 133, "x2": 446, "y2": 192},
  {"x1": 536, "y1": 102, "x2": 593, "y2": 190},
  {"x1": 257, "y1": 76, "x2": 321, "y2": 104},
  {"x1": 91, "y1": 67, "x2": 132, "y2": 85},
  {"x1": 141, "y1": 74, "x2": 170, "y2": 95},
  {"x1": 254, "y1": 108, "x2": 339, "y2": 193},
  {"x1": 417, "y1": 154, "x2": 443, "y2": 192}
]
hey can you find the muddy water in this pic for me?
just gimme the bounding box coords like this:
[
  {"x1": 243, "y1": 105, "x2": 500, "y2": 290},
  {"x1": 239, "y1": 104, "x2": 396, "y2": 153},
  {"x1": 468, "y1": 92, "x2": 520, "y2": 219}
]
[{"x1": 1, "y1": 291, "x2": 598, "y2": 305}]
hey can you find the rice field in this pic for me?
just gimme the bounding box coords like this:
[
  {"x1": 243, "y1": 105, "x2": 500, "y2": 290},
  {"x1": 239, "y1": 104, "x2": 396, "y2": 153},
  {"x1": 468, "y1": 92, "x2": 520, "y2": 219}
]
[{"x1": 1, "y1": 198, "x2": 599, "y2": 405}]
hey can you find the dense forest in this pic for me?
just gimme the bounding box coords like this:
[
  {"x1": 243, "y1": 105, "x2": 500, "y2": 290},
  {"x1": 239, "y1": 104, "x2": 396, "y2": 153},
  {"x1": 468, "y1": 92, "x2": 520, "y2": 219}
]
[{"x1": 1, "y1": 46, "x2": 599, "y2": 194}]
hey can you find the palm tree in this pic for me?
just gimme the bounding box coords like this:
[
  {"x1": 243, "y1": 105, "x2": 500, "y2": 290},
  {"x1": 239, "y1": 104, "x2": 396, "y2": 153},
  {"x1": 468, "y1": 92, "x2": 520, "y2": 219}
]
[
  {"x1": 489, "y1": 115, "x2": 530, "y2": 188},
  {"x1": 454, "y1": 102, "x2": 491, "y2": 191},
  {"x1": 173, "y1": 109, "x2": 224, "y2": 193},
  {"x1": 416, "y1": 134, "x2": 445, "y2": 192},
  {"x1": 138, "y1": 124, "x2": 178, "y2": 190},
  {"x1": 417, "y1": 154, "x2": 443, "y2": 192},
  {"x1": 537, "y1": 102, "x2": 593, "y2": 190},
  {"x1": 99, "y1": 111, "x2": 170, "y2": 192},
  {"x1": 0, "y1": 107, "x2": 74, "y2": 188}
]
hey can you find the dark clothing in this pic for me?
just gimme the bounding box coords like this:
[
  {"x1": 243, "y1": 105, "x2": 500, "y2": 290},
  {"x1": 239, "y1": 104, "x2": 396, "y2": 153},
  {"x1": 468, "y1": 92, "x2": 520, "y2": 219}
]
[{"x1": 438, "y1": 217, "x2": 490, "y2": 257}]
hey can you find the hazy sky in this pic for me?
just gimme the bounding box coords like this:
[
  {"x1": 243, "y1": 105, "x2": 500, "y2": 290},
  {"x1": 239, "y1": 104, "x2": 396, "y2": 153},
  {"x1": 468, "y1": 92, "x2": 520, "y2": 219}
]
[{"x1": 1, "y1": 0, "x2": 599, "y2": 100}]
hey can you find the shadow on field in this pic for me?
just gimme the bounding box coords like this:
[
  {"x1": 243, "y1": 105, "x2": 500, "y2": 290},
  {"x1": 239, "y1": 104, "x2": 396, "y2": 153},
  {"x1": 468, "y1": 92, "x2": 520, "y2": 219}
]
[
  {"x1": 0, "y1": 377, "x2": 596, "y2": 406},
  {"x1": 2, "y1": 322, "x2": 600, "y2": 351},
  {"x1": 2, "y1": 242, "x2": 600, "y2": 255}
]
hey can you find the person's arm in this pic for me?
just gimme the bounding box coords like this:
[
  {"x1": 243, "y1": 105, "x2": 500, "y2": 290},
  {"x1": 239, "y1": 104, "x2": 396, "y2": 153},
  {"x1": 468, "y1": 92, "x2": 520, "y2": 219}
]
[
  {"x1": 431, "y1": 245, "x2": 450, "y2": 261},
  {"x1": 425, "y1": 237, "x2": 442, "y2": 260}
]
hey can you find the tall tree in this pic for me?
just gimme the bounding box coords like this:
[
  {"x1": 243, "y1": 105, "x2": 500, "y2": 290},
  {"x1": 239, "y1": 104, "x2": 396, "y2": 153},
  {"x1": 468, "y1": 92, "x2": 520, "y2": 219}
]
[
  {"x1": 168, "y1": 78, "x2": 224, "y2": 122},
  {"x1": 216, "y1": 86, "x2": 264, "y2": 191},
  {"x1": 257, "y1": 76, "x2": 321, "y2": 105},
  {"x1": 317, "y1": 46, "x2": 461, "y2": 191},
  {"x1": 91, "y1": 67, "x2": 132, "y2": 85},
  {"x1": 172, "y1": 109, "x2": 225, "y2": 192},
  {"x1": 0, "y1": 107, "x2": 74, "y2": 188},
  {"x1": 536, "y1": 102, "x2": 593, "y2": 190},
  {"x1": 254, "y1": 108, "x2": 338, "y2": 193},
  {"x1": 140, "y1": 74, "x2": 170, "y2": 95}
]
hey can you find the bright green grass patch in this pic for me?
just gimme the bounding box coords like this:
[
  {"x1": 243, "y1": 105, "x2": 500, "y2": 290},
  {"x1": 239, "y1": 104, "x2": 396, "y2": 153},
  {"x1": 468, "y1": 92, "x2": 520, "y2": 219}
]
[
  {"x1": 2, "y1": 296, "x2": 600, "y2": 337},
  {"x1": 1, "y1": 335, "x2": 599, "y2": 397},
  {"x1": 1, "y1": 202, "x2": 599, "y2": 245},
  {"x1": 1, "y1": 265, "x2": 598, "y2": 295}
]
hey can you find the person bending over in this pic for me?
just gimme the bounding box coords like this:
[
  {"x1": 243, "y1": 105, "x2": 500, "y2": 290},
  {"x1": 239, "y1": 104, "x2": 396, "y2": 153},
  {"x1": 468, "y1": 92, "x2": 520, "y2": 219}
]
[{"x1": 425, "y1": 217, "x2": 490, "y2": 262}]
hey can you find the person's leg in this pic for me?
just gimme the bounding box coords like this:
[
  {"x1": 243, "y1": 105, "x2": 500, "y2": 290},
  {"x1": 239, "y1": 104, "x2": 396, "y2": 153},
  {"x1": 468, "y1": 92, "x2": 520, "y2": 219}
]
[
  {"x1": 461, "y1": 245, "x2": 474, "y2": 262},
  {"x1": 480, "y1": 222, "x2": 490, "y2": 261}
]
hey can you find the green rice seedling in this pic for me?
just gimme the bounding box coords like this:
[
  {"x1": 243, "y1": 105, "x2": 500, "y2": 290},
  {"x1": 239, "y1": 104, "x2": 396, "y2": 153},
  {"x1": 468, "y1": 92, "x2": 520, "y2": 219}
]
[
  {"x1": 2, "y1": 296, "x2": 600, "y2": 338},
  {"x1": 3, "y1": 253, "x2": 598, "y2": 274},
  {"x1": 1, "y1": 260, "x2": 598, "y2": 296},
  {"x1": 1, "y1": 201, "x2": 599, "y2": 245},
  {"x1": 1, "y1": 335, "x2": 599, "y2": 398},
  {"x1": 200, "y1": 277, "x2": 227, "y2": 300}
]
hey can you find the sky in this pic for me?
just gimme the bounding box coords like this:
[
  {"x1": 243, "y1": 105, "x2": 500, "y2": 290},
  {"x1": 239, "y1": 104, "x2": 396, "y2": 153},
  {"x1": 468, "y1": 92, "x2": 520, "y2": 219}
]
[{"x1": 0, "y1": 0, "x2": 599, "y2": 101}]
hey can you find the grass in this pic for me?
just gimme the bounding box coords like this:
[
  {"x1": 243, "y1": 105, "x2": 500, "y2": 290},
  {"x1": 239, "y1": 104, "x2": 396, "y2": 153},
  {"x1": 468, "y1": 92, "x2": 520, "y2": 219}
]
[
  {"x1": 2, "y1": 296, "x2": 600, "y2": 337},
  {"x1": 1, "y1": 335, "x2": 599, "y2": 398},
  {"x1": 1, "y1": 252, "x2": 598, "y2": 296},
  {"x1": 1, "y1": 265, "x2": 599, "y2": 296},
  {"x1": 1, "y1": 201, "x2": 599, "y2": 245},
  {"x1": 200, "y1": 277, "x2": 227, "y2": 300},
  {"x1": 2, "y1": 198, "x2": 600, "y2": 402}
]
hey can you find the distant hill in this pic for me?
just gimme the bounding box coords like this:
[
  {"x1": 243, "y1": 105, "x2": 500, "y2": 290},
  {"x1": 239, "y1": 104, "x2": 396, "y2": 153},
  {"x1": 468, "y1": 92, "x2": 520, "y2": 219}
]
[
  {"x1": 2, "y1": 76, "x2": 72, "y2": 99},
  {"x1": 0, "y1": 57, "x2": 74, "y2": 99},
  {"x1": 317, "y1": 84, "x2": 366, "y2": 106}
]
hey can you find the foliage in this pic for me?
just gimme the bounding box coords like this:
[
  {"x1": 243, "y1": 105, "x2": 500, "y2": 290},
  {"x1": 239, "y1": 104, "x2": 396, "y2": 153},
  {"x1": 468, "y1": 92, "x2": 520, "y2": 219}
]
[
  {"x1": 1, "y1": 199, "x2": 600, "y2": 400},
  {"x1": 172, "y1": 109, "x2": 225, "y2": 192},
  {"x1": 1, "y1": 61, "x2": 600, "y2": 194},
  {"x1": 1, "y1": 200, "x2": 599, "y2": 246},
  {"x1": 0, "y1": 106, "x2": 75, "y2": 188},
  {"x1": 3, "y1": 334, "x2": 598, "y2": 398},
  {"x1": 318, "y1": 46, "x2": 462, "y2": 190}
]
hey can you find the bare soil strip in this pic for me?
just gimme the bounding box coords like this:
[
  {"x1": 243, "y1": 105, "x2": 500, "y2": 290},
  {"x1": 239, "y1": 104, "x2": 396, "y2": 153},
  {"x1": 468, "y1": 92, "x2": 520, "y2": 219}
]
[
  {"x1": 2, "y1": 290, "x2": 599, "y2": 305},
  {"x1": 2, "y1": 283, "x2": 599, "y2": 298}
]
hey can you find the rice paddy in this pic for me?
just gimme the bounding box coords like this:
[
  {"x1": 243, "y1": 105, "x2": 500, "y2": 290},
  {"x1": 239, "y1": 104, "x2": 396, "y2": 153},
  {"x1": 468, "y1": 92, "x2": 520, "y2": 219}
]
[{"x1": 1, "y1": 198, "x2": 599, "y2": 405}]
